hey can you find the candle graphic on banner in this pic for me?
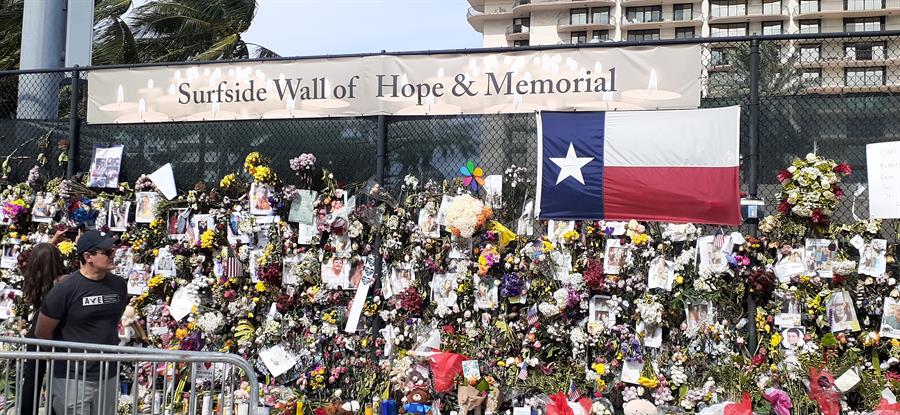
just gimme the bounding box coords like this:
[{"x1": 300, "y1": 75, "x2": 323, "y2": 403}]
[
  {"x1": 621, "y1": 68, "x2": 682, "y2": 108},
  {"x1": 99, "y1": 85, "x2": 137, "y2": 112}
]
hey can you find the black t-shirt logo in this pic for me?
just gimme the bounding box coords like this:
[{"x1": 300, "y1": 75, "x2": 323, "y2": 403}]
[{"x1": 82, "y1": 294, "x2": 120, "y2": 306}]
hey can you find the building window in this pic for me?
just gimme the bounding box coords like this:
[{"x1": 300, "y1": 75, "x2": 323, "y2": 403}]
[
  {"x1": 762, "y1": 0, "x2": 782, "y2": 14},
  {"x1": 675, "y1": 27, "x2": 696, "y2": 38},
  {"x1": 844, "y1": 17, "x2": 884, "y2": 32},
  {"x1": 802, "y1": 69, "x2": 822, "y2": 86},
  {"x1": 570, "y1": 8, "x2": 589, "y2": 24},
  {"x1": 626, "y1": 29, "x2": 661, "y2": 41},
  {"x1": 709, "y1": 23, "x2": 749, "y2": 37},
  {"x1": 590, "y1": 30, "x2": 610, "y2": 42},
  {"x1": 711, "y1": 48, "x2": 731, "y2": 65},
  {"x1": 845, "y1": 42, "x2": 887, "y2": 60},
  {"x1": 799, "y1": 43, "x2": 821, "y2": 62},
  {"x1": 798, "y1": 0, "x2": 820, "y2": 12},
  {"x1": 673, "y1": 4, "x2": 694, "y2": 20},
  {"x1": 709, "y1": 0, "x2": 747, "y2": 17},
  {"x1": 513, "y1": 40, "x2": 530, "y2": 47},
  {"x1": 845, "y1": 67, "x2": 886, "y2": 86},
  {"x1": 625, "y1": 6, "x2": 663, "y2": 23},
  {"x1": 591, "y1": 7, "x2": 611, "y2": 24},
  {"x1": 799, "y1": 19, "x2": 820, "y2": 33},
  {"x1": 762, "y1": 21, "x2": 783, "y2": 35},
  {"x1": 512, "y1": 17, "x2": 530, "y2": 34},
  {"x1": 845, "y1": 0, "x2": 883, "y2": 10},
  {"x1": 571, "y1": 31, "x2": 588, "y2": 44}
]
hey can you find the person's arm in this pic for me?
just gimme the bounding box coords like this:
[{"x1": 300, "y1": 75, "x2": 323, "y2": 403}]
[
  {"x1": 48, "y1": 228, "x2": 68, "y2": 245},
  {"x1": 34, "y1": 313, "x2": 60, "y2": 340}
]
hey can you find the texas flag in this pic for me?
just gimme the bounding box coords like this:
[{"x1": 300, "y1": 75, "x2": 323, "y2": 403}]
[{"x1": 536, "y1": 106, "x2": 741, "y2": 225}]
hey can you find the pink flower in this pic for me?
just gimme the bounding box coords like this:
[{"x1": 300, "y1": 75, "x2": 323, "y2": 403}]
[
  {"x1": 833, "y1": 185, "x2": 844, "y2": 198},
  {"x1": 777, "y1": 201, "x2": 791, "y2": 214},
  {"x1": 833, "y1": 162, "x2": 852, "y2": 176},
  {"x1": 811, "y1": 208, "x2": 826, "y2": 224},
  {"x1": 776, "y1": 169, "x2": 792, "y2": 183}
]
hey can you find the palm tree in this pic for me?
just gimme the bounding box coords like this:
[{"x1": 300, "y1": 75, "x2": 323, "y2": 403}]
[
  {"x1": 0, "y1": 0, "x2": 24, "y2": 71},
  {"x1": 706, "y1": 41, "x2": 811, "y2": 98}
]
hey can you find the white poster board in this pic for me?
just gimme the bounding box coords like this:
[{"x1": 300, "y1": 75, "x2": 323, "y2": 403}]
[{"x1": 867, "y1": 141, "x2": 900, "y2": 218}]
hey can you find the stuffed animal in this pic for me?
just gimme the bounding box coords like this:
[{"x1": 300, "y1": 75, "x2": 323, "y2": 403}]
[
  {"x1": 399, "y1": 388, "x2": 433, "y2": 415},
  {"x1": 321, "y1": 399, "x2": 359, "y2": 415},
  {"x1": 623, "y1": 399, "x2": 658, "y2": 415}
]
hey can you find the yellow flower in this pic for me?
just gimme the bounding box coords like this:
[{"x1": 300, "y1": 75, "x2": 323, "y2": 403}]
[
  {"x1": 200, "y1": 229, "x2": 215, "y2": 249},
  {"x1": 638, "y1": 377, "x2": 659, "y2": 388},
  {"x1": 148, "y1": 275, "x2": 165, "y2": 289},
  {"x1": 592, "y1": 362, "x2": 607, "y2": 375},
  {"x1": 562, "y1": 230, "x2": 580, "y2": 242},
  {"x1": 631, "y1": 233, "x2": 650, "y2": 246},
  {"x1": 255, "y1": 282, "x2": 266, "y2": 292},
  {"x1": 244, "y1": 152, "x2": 262, "y2": 173},
  {"x1": 892, "y1": 339, "x2": 900, "y2": 348},
  {"x1": 541, "y1": 241, "x2": 553, "y2": 253},
  {"x1": 175, "y1": 328, "x2": 188, "y2": 340},
  {"x1": 219, "y1": 173, "x2": 239, "y2": 189},
  {"x1": 770, "y1": 332, "x2": 782, "y2": 348},
  {"x1": 19, "y1": 235, "x2": 27, "y2": 242},
  {"x1": 674, "y1": 275, "x2": 684, "y2": 285},
  {"x1": 57, "y1": 241, "x2": 75, "y2": 255},
  {"x1": 8, "y1": 232, "x2": 17, "y2": 239},
  {"x1": 596, "y1": 379, "x2": 606, "y2": 390}
]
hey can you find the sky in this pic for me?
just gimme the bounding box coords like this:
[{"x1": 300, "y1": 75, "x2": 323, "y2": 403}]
[{"x1": 242, "y1": 0, "x2": 484, "y2": 58}]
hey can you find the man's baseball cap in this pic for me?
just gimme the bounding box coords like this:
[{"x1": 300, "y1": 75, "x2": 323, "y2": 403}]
[{"x1": 76, "y1": 230, "x2": 116, "y2": 255}]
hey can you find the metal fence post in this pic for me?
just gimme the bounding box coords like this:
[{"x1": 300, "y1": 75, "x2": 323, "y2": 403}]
[
  {"x1": 746, "y1": 38, "x2": 761, "y2": 352},
  {"x1": 370, "y1": 114, "x2": 387, "y2": 359},
  {"x1": 66, "y1": 66, "x2": 81, "y2": 179}
]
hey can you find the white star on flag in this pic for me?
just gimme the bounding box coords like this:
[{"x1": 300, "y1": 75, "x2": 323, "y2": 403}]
[{"x1": 550, "y1": 142, "x2": 593, "y2": 185}]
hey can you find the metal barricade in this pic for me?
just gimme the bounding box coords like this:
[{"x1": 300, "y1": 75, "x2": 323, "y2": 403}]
[{"x1": 0, "y1": 337, "x2": 259, "y2": 415}]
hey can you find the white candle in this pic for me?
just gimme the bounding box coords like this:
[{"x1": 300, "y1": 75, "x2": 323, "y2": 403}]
[
  {"x1": 237, "y1": 403, "x2": 249, "y2": 415},
  {"x1": 620, "y1": 69, "x2": 682, "y2": 107},
  {"x1": 99, "y1": 84, "x2": 137, "y2": 112}
]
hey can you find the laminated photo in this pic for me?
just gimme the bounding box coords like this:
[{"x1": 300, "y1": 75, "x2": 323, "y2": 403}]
[
  {"x1": 191, "y1": 214, "x2": 214, "y2": 238},
  {"x1": 603, "y1": 239, "x2": 627, "y2": 275},
  {"x1": 227, "y1": 212, "x2": 251, "y2": 244},
  {"x1": 775, "y1": 298, "x2": 802, "y2": 328},
  {"x1": 249, "y1": 182, "x2": 275, "y2": 216},
  {"x1": 774, "y1": 246, "x2": 806, "y2": 282},
  {"x1": 297, "y1": 223, "x2": 317, "y2": 245},
  {"x1": 248, "y1": 249, "x2": 264, "y2": 283},
  {"x1": 152, "y1": 248, "x2": 177, "y2": 278},
  {"x1": 417, "y1": 209, "x2": 440, "y2": 238},
  {"x1": 390, "y1": 263, "x2": 414, "y2": 294},
  {"x1": 282, "y1": 255, "x2": 301, "y2": 286},
  {"x1": 431, "y1": 273, "x2": 459, "y2": 310},
  {"x1": 881, "y1": 297, "x2": 900, "y2": 339},
  {"x1": 804, "y1": 238, "x2": 834, "y2": 278},
  {"x1": 134, "y1": 192, "x2": 160, "y2": 224},
  {"x1": 347, "y1": 257, "x2": 367, "y2": 290},
  {"x1": 551, "y1": 250, "x2": 572, "y2": 280},
  {"x1": 113, "y1": 247, "x2": 135, "y2": 277},
  {"x1": 858, "y1": 239, "x2": 887, "y2": 277},
  {"x1": 781, "y1": 327, "x2": 806, "y2": 350},
  {"x1": 330, "y1": 233, "x2": 352, "y2": 258},
  {"x1": 516, "y1": 200, "x2": 534, "y2": 236},
  {"x1": 436, "y1": 195, "x2": 455, "y2": 226},
  {"x1": 108, "y1": 201, "x2": 131, "y2": 232},
  {"x1": 637, "y1": 321, "x2": 662, "y2": 348},
  {"x1": 588, "y1": 295, "x2": 617, "y2": 334},
  {"x1": 87, "y1": 145, "x2": 123, "y2": 189},
  {"x1": 449, "y1": 235, "x2": 472, "y2": 259},
  {"x1": 287, "y1": 190, "x2": 318, "y2": 224},
  {"x1": 647, "y1": 257, "x2": 674, "y2": 291},
  {"x1": 166, "y1": 208, "x2": 189, "y2": 239},
  {"x1": 474, "y1": 277, "x2": 499, "y2": 310},
  {"x1": 0, "y1": 243, "x2": 21, "y2": 269},
  {"x1": 31, "y1": 192, "x2": 54, "y2": 223},
  {"x1": 321, "y1": 256, "x2": 350, "y2": 289},
  {"x1": 127, "y1": 264, "x2": 151, "y2": 296},
  {"x1": 483, "y1": 175, "x2": 502, "y2": 209},
  {"x1": 685, "y1": 301, "x2": 713, "y2": 331},
  {"x1": 697, "y1": 235, "x2": 731, "y2": 273},
  {"x1": 828, "y1": 290, "x2": 860, "y2": 332},
  {"x1": 547, "y1": 220, "x2": 574, "y2": 245}
]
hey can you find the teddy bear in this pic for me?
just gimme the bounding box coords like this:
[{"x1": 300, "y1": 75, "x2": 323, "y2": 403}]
[
  {"x1": 321, "y1": 398, "x2": 359, "y2": 415},
  {"x1": 399, "y1": 388, "x2": 433, "y2": 415}
]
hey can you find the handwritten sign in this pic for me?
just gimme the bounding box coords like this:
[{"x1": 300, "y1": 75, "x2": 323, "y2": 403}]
[{"x1": 867, "y1": 141, "x2": 900, "y2": 218}]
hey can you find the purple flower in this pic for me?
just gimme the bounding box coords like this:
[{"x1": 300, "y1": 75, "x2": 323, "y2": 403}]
[
  {"x1": 499, "y1": 272, "x2": 526, "y2": 298},
  {"x1": 290, "y1": 153, "x2": 317, "y2": 173},
  {"x1": 283, "y1": 185, "x2": 300, "y2": 201}
]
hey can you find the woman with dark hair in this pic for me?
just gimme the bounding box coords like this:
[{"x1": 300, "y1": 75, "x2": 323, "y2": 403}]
[{"x1": 20, "y1": 243, "x2": 66, "y2": 415}]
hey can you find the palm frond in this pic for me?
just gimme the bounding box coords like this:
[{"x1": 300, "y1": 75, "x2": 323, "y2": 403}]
[{"x1": 93, "y1": 17, "x2": 139, "y2": 65}]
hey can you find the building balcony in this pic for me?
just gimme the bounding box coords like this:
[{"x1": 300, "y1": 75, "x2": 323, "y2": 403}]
[
  {"x1": 513, "y1": 0, "x2": 616, "y2": 13},
  {"x1": 506, "y1": 24, "x2": 531, "y2": 40},
  {"x1": 558, "y1": 15, "x2": 617, "y2": 31},
  {"x1": 802, "y1": 84, "x2": 900, "y2": 94},
  {"x1": 707, "y1": 5, "x2": 791, "y2": 23},
  {"x1": 621, "y1": 0, "x2": 694, "y2": 5},
  {"x1": 793, "y1": 0, "x2": 900, "y2": 18},
  {"x1": 467, "y1": 5, "x2": 514, "y2": 31},
  {"x1": 468, "y1": 0, "x2": 486, "y2": 10},
  {"x1": 620, "y1": 11, "x2": 703, "y2": 28},
  {"x1": 794, "y1": 56, "x2": 900, "y2": 68}
]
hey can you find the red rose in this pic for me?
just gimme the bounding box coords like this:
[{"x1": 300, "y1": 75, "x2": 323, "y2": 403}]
[
  {"x1": 832, "y1": 185, "x2": 844, "y2": 198},
  {"x1": 833, "y1": 162, "x2": 852, "y2": 176},
  {"x1": 777, "y1": 201, "x2": 791, "y2": 214},
  {"x1": 811, "y1": 208, "x2": 826, "y2": 224},
  {"x1": 776, "y1": 169, "x2": 792, "y2": 183}
]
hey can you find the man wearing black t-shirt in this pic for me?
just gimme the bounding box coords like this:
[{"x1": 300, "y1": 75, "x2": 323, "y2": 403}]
[{"x1": 35, "y1": 230, "x2": 128, "y2": 415}]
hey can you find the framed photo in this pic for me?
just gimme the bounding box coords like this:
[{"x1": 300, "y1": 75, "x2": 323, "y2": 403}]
[
  {"x1": 190, "y1": 214, "x2": 214, "y2": 238},
  {"x1": 474, "y1": 277, "x2": 499, "y2": 310},
  {"x1": 431, "y1": 273, "x2": 459, "y2": 309},
  {"x1": 152, "y1": 248, "x2": 177, "y2": 278},
  {"x1": 781, "y1": 327, "x2": 806, "y2": 350},
  {"x1": 227, "y1": 212, "x2": 251, "y2": 244},
  {"x1": 647, "y1": 257, "x2": 674, "y2": 291},
  {"x1": 588, "y1": 295, "x2": 617, "y2": 334},
  {"x1": 87, "y1": 145, "x2": 123, "y2": 189},
  {"x1": 127, "y1": 264, "x2": 151, "y2": 296},
  {"x1": 881, "y1": 297, "x2": 900, "y2": 339},
  {"x1": 603, "y1": 239, "x2": 628, "y2": 275},
  {"x1": 113, "y1": 247, "x2": 134, "y2": 277},
  {"x1": 134, "y1": 192, "x2": 160, "y2": 224},
  {"x1": 684, "y1": 301, "x2": 713, "y2": 331},
  {"x1": 389, "y1": 263, "x2": 414, "y2": 294},
  {"x1": 321, "y1": 256, "x2": 350, "y2": 289},
  {"x1": 774, "y1": 246, "x2": 806, "y2": 282},
  {"x1": 804, "y1": 239, "x2": 834, "y2": 278},
  {"x1": 282, "y1": 255, "x2": 301, "y2": 286},
  {"x1": 287, "y1": 190, "x2": 318, "y2": 225},
  {"x1": 859, "y1": 239, "x2": 887, "y2": 277},
  {"x1": 166, "y1": 208, "x2": 189, "y2": 239},
  {"x1": 31, "y1": 192, "x2": 54, "y2": 223},
  {"x1": 417, "y1": 209, "x2": 440, "y2": 238},
  {"x1": 108, "y1": 201, "x2": 131, "y2": 232},
  {"x1": 827, "y1": 290, "x2": 860, "y2": 332},
  {"x1": 697, "y1": 235, "x2": 731, "y2": 273},
  {"x1": 0, "y1": 243, "x2": 21, "y2": 269},
  {"x1": 249, "y1": 182, "x2": 275, "y2": 216},
  {"x1": 775, "y1": 298, "x2": 802, "y2": 327}
]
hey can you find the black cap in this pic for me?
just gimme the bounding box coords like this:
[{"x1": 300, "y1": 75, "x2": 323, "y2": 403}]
[{"x1": 76, "y1": 230, "x2": 116, "y2": 255}]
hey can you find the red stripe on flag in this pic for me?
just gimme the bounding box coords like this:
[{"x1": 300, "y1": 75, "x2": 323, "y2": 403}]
[{"x1": 603, "y1": 166, "x2": 741, "y2": 225}]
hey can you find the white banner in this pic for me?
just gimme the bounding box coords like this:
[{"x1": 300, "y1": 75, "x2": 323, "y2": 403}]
[
  {"x1": 86, "y1": 45, "x2": 702, "y2": 124},
  {"x1": 867, "y1": 141, "x2": 900, "y2": 218}
]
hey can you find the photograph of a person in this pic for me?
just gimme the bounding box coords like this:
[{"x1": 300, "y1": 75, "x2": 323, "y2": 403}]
[
  {"x1": 647, "y1": 257, "x2": 674, "y2": 291},
  {"x1": 31, "y1": 192, "x2": 53, "y2": 223},
  {"x1": 227, "y1": 212, "x2": 251, "y2": 244},
  {"x1": 167, "y1": 208, "x2": 189, "y2": 239},
  {"x1": 87, "y1": 145, "x2": 124, "y2": 188},
  {"x1": 828, "y1": 290, "x2": 860, "y2": 332},
  {"x1": 781, "y1": 327, "x2": 806, "y2": 350},
  {"x1": 347, "y1": 258, "x2": 366, "y2": 290},
  {"x1": 0, "y1": 244, "x2": 20, "y2": 269},
  {"x1": 859, "y1": 239, "x2": 887, "y2": 277},
  {"x1": 390, "y1": 264, "x2": 414, "y2": 294},
  {"x1": 134, "y1": 192, "x2": 160, "y2": 223},
  {"x1": 775, "y1": 298, "x2": 802, "y2": 327},
  {"x1": 282, "y1": 255, "x2": 301, "y2": 286},
  {"x1": 881, "y1": 297, "x2": 900, "y2": 339},
  {"x1": 417, "y1": 209, "x2": 440, "y2": 238},
  {"x1": 698, "y1": 235, "x2": 731, "y2": 273},
  {"x1": 449, "y1": 235, "x2": 472, "y2": 260},
  {"x1": 0, "y1": 288, "x2": 20, "y2": 320},
  {"x1": 685, "y1": 301, "x2": 712, "y2": 331},
  {"x1": 321, "y1": 256, "x2": 349, "y2": 289},
  {"x1": 547, "y1": 220, "x2": 574, "y2": 245},
  {"x1": 805, "y1": 239, "x2": 834, "y2": 278},
  {"x1": 114, "y1": 247, "x2": 135, "y2": 277},
  {"x1": 108, "y1": 201, "x2": 131, "y2": 232},
  {"x1": 603, "y1": 239, "x2": 627, "y2": 275},
  {"x1": 288, "y1": 189, "x2": 318, "y2": 225},
  {"x1": 774, "y1": 247, "x2": 806, "y2": 282},
  {"x1": 431, "y1": 273, "x2": 459, "y2": 309},
  {"x1": 127, "y1": 265, "x2": 151, "y2": 296},
  {"x1": 474, "y1": 277, "x2": 499, "y2": 310},
  {"x1": 191, "y1": 214, "x2": 214, "y2": 239},
  {"x1": 250, "y1": 182, "x2": 274, "y2": 216},
  {"x1": 588, "y1": 295, "x2": 616, "y2": 334}
]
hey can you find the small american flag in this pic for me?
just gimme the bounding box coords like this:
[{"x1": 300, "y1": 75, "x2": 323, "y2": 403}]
[
  {"x1": 518, "y1": 362, "x2": 528, "y2": 380},
  {"x1": 712, "y1": 232, "x2": 725, "y2": 250},
  {"x1": 527, "y1": 305, "x2": 539, "y2": 326},
  {"x1": 226, "y1": 246, "x2": 244, "y2": 278},
  {"x1": 567, "y1": 381, "x2": 580, "y2": 401}
]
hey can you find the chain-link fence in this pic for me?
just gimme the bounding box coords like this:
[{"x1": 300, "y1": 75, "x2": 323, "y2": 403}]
[{"x1": 1, "y1": 32, "x2": 898, "y2": 225}]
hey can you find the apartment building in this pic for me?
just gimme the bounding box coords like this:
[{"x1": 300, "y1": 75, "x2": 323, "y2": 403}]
[{"x1": 467, "y1": 0, "x2": 900, "y2": 92}]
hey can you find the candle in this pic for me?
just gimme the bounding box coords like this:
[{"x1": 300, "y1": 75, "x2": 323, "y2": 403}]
[
  {"x1": 138, "y1": 78, "x2": 163, "y2": 97},
  {"x1": 98, "y1": 84, "x2": 137, "y2": 112},
  {"x1": 114, "y1": 98, "x2": 171, "y2": 123},
  {"x1": 381, "y1": 399, "x2": 398, "y2": 415},
  {"x1": 202, "y1": 395, "x2": 213, "y2": 415},
  {"x1": 620, "y1": 69, "x2": 682, "y2": 107}
]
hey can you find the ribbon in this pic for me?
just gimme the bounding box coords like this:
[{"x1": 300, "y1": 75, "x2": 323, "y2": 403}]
[
  {"x1": 546, "y1": 393, "x2": 573, "y2": 415},
  {"x1": 762, "y1": 388, "x2": 793, "y2": 415}
]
